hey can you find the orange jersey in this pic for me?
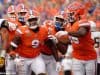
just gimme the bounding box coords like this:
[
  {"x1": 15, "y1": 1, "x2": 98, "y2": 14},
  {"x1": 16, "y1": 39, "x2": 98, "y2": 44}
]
[
  {"x1": 66, "y1": 20, "x2": 97, "y2": 60},
  {"x1": 16, "y1": 25, "x2": 48, "y2": 58}
]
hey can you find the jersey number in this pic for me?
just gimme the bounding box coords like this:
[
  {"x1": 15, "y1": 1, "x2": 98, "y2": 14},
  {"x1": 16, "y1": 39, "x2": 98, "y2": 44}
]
[
  {"x1": 32, "y1": 40, "x2": 40, "y2": 48},
  {"x1": 94, "y1": 37, "x2": 100, "y2": 48}
]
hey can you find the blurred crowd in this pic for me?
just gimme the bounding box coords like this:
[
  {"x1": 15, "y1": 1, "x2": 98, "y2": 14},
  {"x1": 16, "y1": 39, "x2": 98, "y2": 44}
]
[
  {"x1": 0, "y1": 0, "x2": 99, "y2": 75},
  {"x1": 0, "y1": 0, "x2": 99, "y2": 27}
]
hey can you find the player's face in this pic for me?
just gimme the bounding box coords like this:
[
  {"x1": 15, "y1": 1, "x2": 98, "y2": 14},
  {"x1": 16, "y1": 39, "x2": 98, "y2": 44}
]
[
  {"x1": 28, "y1": 18, "x2": 38, "y2": 29},
  {"x1": 8, "y1": 13, "x2": 16, "y2": 20},
  {"x1": 55, "y1": 17, "x2": 65, "y2": 31},
  {"x1": 18, "y1": 12, "x2": 27, "y2": 22}
]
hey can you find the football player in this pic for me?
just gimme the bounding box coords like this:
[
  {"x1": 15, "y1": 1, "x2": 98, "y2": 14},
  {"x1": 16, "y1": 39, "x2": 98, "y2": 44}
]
[
  {"x1": 16, "y1": 3, "x2": 28, "y2": 25},
  {"x1": 7, "y1": 5, "x2": 22, "y2": 27},
  {"x1": 62, "y1": 1, "x2": 97, "y2": 75},
  {"x1": 41, "y1": 11, "x2": 69, "y2": 75},
  {"x1": 42, "y1": 19, "x2": 59, "y2": 75},
  {"x1": 7, "y1": 10, "x2": 48, "y2": 75},
  {"x1": 0, "y1": 19, "x2": 9, "y2": 74},
  {"x1": 6, "y1": 5, "x2": 23, "y2": 75}
]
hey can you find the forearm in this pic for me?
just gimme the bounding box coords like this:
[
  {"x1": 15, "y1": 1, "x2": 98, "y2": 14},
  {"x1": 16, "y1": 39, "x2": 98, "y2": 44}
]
[
  {"x1": 51, "y1": 45, "x2": 60, "y2": 62},
  {"x1": 68, "y1": 27, "x2": 88, "y2": 37},
  {"x1": 0, "y1": 28, "x2": 9, "y2": 57},
  {"x1": 44, "y1": 38, "x2": 60, "y2": 61},
  {"x1": 68, "y1": 31, "x2": 82, "y2": 37},
  {"x1": 7, "y1": 36, "x2": 21, "y2": 53},
  {"x1": 57, "y1": 42, "x2": 68, "y2": 55}
]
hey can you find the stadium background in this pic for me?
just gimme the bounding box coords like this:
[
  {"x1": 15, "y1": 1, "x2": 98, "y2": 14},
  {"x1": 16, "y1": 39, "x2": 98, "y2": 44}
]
[
  {"x1": 0, "y1": 0, "x2": 99, "y2": 28},
  {"x1": 0, "y1": 0, "x2": 99, "y2": 75}
]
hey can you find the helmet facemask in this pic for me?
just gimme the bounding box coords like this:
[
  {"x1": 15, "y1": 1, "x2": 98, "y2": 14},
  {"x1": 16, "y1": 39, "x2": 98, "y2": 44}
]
[
  {"x1": 67, "y1": 12, "x2": 77, "y2": 23},
  {"x1": 18, "y1": 12, "x2": 27, "y2": 24},
  {"x1": 55, "y1": 17, "x2": 65, "y2": 31},
  {"x1": 27, "y1": 17, "x2": 39, "y2": 30},
  {"x1": 8, "y1": 12, "x2": 16, "y2": 21}
]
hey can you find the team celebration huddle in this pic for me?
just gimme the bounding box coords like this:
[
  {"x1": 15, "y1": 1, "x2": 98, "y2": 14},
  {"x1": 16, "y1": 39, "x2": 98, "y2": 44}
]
[{"x1": 0, "y1": 0, "x2": 99, "y2": 75}]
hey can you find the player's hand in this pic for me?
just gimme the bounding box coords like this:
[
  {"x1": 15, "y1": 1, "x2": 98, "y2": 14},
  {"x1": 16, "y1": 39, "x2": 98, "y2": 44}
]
[
  {"x1": 58, "y1": 52, "x2": 65, "y2": 59},
  {"x1": 14, "y1": 58, "x2": 24, "y2": 66},
  {"x1": 0, "y1": 57, "x2": 5, "y2": 68},
  {"x1": 9, "y1": 51, "x2": 17, "y2": 59},
  {"x1": 48, "y1": 35, "x2": 58, "y2": 44},
  {"x1": 56, "y1": 62, "x2": 62, "y2": 71}
]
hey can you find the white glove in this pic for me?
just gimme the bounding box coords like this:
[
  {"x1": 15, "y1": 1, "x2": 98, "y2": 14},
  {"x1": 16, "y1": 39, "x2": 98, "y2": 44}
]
[
  {"x1": 8, "y1": 22, "x2": 17, "y2": 31},
  {"x1": 56, "y1": 62, "x2": 62, "y2": 71},
  {"x1": 0, "y1": 50, "x2": 6, "y2": 58},
  {"x1": 48, "y1": 35, "x2": 58, "y2": 44}
]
